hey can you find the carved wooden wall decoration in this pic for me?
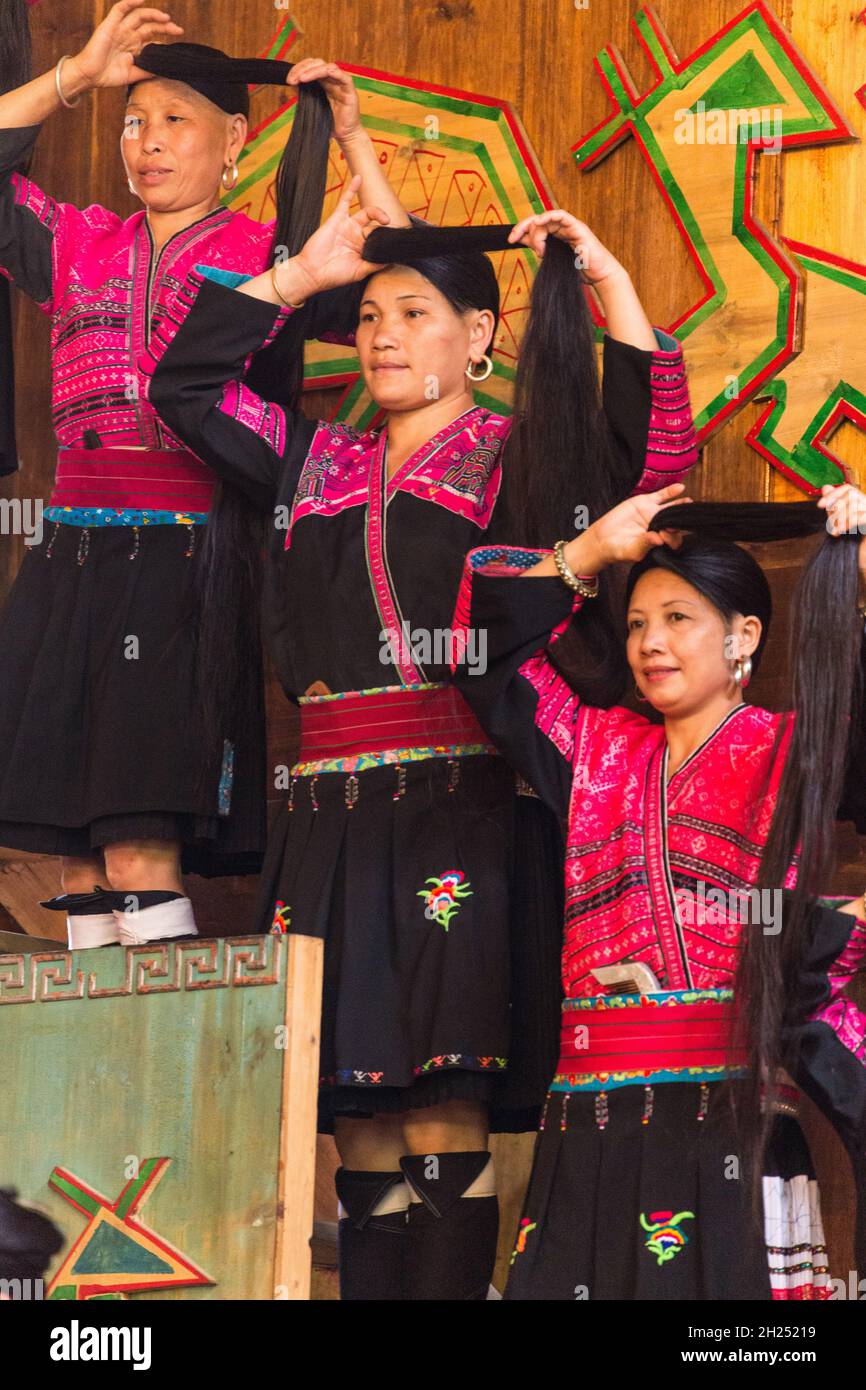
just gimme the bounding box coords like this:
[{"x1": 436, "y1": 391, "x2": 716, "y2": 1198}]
[{"x1": 573, "y1": 1, "x2": 860, "y2": 494}]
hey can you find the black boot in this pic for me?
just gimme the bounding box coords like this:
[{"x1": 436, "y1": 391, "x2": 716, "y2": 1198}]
[
  {"x1": 335, "y1": 1169, "x2": 408, "y2": 1301},
  {"x1": 400, "y1": 1151, "x2": 499, "y2": 1300}
]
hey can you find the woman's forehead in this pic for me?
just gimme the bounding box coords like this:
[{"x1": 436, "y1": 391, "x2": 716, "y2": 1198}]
[
  {"x1": 126, "y1": 77, "x2": 211, "y2": 111},
  {"x1": 629, "y1": 568, "x2": 705, "y2": 608},
  {"x1": 363, "y1": 265, "x2": 439, "y2": 300}
]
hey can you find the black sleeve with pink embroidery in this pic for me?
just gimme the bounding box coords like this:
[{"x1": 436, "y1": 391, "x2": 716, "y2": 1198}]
[
  {"x1": 452, "y1": 545, "x2": 586, "y2": 821},
  {"x1": 145, "y1": 272, "x2": 317, "y2": 511}
]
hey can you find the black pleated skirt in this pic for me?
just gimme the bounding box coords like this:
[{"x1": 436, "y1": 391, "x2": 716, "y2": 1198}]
[
  {"x1": 505, "y1": 1082, "x2": 830, "y2": 1300},
  {"x1": 0, "y1": 521, "x2": 266, "y2": 877},
  {"x1": 258, "y1": 754, "x2": 563, "y2": 1134}
]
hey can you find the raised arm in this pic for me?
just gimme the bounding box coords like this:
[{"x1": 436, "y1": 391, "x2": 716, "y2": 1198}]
[
  {"x1": 508, "y1": 209, "x2": 699, "y2": 494},
  {"x1": 454, "y1": 484, "x2": 694, "y2": 815},
  {"x1": 0, "y1": 4, "x2": 182, "y2": 309},
  {"x1": 0, "y1": 3, "x2": 183, "y2": 129},
  {"x1": 287, "y1": 60, "x2": 411, "y2": 231},
  {"x1": 143, "y1": 270, "x2": 310, "y2": 510},
  {"x1": 452, "y1": 545, "x2": 586, "y2": 822}
]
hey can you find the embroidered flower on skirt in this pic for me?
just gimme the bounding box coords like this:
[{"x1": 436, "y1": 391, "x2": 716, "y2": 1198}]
[
  {"x1": 418, "y1": 869, "x2": 473, "y2": 930},
  {"x1": 640, "y1": 1209, "x2": 696, "y2": 1266}
]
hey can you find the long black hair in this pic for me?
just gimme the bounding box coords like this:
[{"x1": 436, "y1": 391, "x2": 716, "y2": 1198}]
[
  {"x1": 193, "y1": 82, "x2": 333, "y2": 770},
  {"x1": 0, "y1": 0, "x2": 31, "y2": 95},
  {"x1": 642, "y1": 500, "x2": 865, "y2": 1200}
]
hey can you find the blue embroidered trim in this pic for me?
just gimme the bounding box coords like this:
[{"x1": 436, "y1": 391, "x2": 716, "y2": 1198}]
[
  {"x1": 218, "y1": 740, "x2": 235, "y2": 817},
  {"x1": 549, "y1": 1066, "x2": 742, "y2": 1094},
  {"x1": 468, "y1": 545, "x2": 545, "y2": 570},
  {"x1": 653, "y1": 327, "x2": 679, "y2": 352},
  {"x1": 195, "y1": 264, "x2": 253, "y2": 288},
  {"x1": 44, "y1": 506, "x2": 208, "y2": 528}
]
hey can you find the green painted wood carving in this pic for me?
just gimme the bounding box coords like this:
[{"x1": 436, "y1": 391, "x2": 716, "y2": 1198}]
[
  {"x1": 1, "y1": 936, "x2": 292, "y2": 1300},
  {"x1": 572, "y1": 2, "x2": 863, "y2": 493}
]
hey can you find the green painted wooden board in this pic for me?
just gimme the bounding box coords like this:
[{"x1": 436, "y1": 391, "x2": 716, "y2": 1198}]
[{"x1": 0, "y1": 935, "x2": 289, "y2": 1300}]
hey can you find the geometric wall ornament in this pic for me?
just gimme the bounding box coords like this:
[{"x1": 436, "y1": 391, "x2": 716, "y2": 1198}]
[
  {"x1": 47, "y1": 1158, "x2": 214, "y2": 1300},
  {"x1": 572, "y1": 2, "x2": 860, "y2": 493}
]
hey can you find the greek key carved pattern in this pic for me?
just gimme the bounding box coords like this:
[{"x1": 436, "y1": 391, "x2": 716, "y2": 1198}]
[{"x1": 0, "y1": 936, "x2": 281, "y2": 1006}]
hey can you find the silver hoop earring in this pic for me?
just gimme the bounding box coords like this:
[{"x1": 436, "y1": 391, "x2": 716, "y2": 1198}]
[
  {"x1": 221, "y1": 162, "x2": 239, "y2": 192},
  {"x1": 465, "y1": 354, "x2": 493, "y2": 383},
  {"x1": 734, "y1": 655, "x2": 753, "y2": 689},
  {"x1": 128, "y1": 179, "x2": 137, "y2": 196}
]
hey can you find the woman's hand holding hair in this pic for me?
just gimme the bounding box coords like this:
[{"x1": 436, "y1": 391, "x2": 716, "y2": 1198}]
[
  {"x1": 287, "y1": 62, "x2": 412, "y2": 230},
  {"x1": 508, "y1": 209, "x2": 656, "y2": 350},
  {"x1": 523, "y1": 483, "x2": 691, "y2": 579},
  {"x1": 68, "y1": 1, "x2": 183, "y2": 92},
  {"x1": 818, "y1": 482, "x2": 866, "y2": 573},
  {"x1": 508, "y1": 210, "x2": 620, "y2": 286},
  {"x1": 287, "y1": 59, "x2": 362, "y2": 144},
  {"x1": 239, "y1": 175, "x2": 389, "y2": 306}
]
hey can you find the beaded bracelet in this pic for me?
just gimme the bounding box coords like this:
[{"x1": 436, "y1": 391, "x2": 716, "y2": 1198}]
[{"x1": 553, "y1": 540, "x2": 600, "y2": 599}]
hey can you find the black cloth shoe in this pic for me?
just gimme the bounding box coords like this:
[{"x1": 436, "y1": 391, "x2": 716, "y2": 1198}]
[
  {"x1": 40, "y1": 888, "x2": 184, "y2": 913},
  {"x1": 335, "y1": 1169, "x2": 407, "y2": 1302},
  {"x1": 400, "y1": 1151, "x2": 499, "y2": 1300}
]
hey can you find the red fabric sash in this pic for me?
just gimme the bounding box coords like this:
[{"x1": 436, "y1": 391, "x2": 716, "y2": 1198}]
[
  {"x1": 297, "y1": 684, "x2": 495, "y2": 764},
  {"x1": 51, "y1": 449, "x2": 216, "y2": 512},
  {"x1": 558, "y1": 997, "x2": 745, "y2": 1075}
]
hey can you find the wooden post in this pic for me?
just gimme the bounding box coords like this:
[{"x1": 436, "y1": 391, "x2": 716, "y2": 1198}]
[{"x1": 273, "y1": 933, "x2": 325, "y2": 1301}]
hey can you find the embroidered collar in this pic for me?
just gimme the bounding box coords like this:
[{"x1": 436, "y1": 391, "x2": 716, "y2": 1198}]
[
  {"x1": 664, "y1": 702, "x2": 750, "y2": 792},
  {"x1": 379, "y1": 405, "x2": 491, "y2": 498}
]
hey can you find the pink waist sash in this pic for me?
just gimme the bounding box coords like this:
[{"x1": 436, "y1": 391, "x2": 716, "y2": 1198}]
[
  {"x1": 51, "y1": 449, "x2": 216, "y2": 513},
  {"x1": 297, "y1": 685, "x2": 494, "y2": 764}
]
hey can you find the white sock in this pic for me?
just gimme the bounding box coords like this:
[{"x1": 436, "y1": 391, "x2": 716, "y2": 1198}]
[
  {"x1": 404, "y1": 1155, "x2": 497, "y2": 1205},
  {"x1": 338, "y1": 1179, "x2": 410, "y2": 1222},
  {"x1": 66, "y1": 913, "x2": 121, "y2": 949},
  {"x1": 115, "y1": 897, "x2": 198, "y2": 946},
  {"x1": 463, "y1": 1155, "x2": 496, "y2": 1199}
]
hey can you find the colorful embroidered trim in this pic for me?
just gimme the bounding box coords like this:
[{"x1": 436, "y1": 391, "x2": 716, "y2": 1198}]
[
  {"x1": 320, "y1": 1053, "x2": 508, "y2": 1087},
  {"x1": 549, "y1": 1065, "x2": 734, "y2": 1094},
  {"x1": 298, "y1": 682, "x2": 443, "y2": 703},
  {"x1": 291, "y1": 744, "x2": 496, "y2": 777},
  {"x1": 418, "y1": 870, "x2": 473, "y2": 930},
  {"x1": 43, "y1": 506, "x2": 208, "y2": 528},
  {"x1": 563, "y1": 988, "x2": 734, "y2": 1010}
]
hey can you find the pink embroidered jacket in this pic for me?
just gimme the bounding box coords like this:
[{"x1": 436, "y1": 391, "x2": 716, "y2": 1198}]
[
  {"x1": 142, "y1": 270, "x2": 699, "y2": 697},
  {"x1": 453, "y1": 546, "x2": 866, "y2": 1003},
  {"x1": 0, "y1": 125, "x2": 352, "y2": 508},
  {"x1": 454, "y1": 544, "x2": 866, "y2": 1259}
]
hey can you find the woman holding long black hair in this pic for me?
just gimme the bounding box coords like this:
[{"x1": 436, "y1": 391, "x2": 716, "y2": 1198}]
[
  {"x1": 453, "y1": 483, "x2": 866, "y2": 1299},
  {"x1": 144, "y1": 177, "x2": 698, "y2": 1298},
  {"x1": 0, "y1": 1, "x2": 406, "y2": 947}
]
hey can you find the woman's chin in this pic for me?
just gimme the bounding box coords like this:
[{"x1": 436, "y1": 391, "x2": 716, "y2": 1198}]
[{"x1": 366, "y1": 379, "x2": 424, "y2": 410}]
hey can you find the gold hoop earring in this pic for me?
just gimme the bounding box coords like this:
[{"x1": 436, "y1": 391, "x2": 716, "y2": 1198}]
[
  {"x1": 465, "y1": 355, "x2": 493, "y2": 383},
  {"x1": 221, "y1": 162, "x2": 239, "y2": 192}
]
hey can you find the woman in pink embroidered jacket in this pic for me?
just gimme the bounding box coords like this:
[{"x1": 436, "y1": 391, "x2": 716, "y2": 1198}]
[
  {"x1": 0, "y1": 2, "x2": 407, "y2": 948},
  {"x1": 453, "y1": 484, "x2": 866, "y2": 1301},
  {"x1": 144, "y1": 181, "x2": 699, "y2": 1299}
]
